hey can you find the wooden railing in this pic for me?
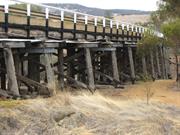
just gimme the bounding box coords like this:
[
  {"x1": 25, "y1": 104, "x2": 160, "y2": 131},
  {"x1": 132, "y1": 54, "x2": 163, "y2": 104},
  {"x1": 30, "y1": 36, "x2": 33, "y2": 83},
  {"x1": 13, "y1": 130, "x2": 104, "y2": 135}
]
[{"x1": 0, "y1": 0, "x2": 163, "y2": 39}]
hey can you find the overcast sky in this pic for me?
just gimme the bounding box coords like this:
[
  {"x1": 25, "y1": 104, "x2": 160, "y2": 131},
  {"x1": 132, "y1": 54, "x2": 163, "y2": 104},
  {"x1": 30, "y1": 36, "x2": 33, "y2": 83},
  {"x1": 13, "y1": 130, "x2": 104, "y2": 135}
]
[{"x1": 1, "y1": 0, "x2": 159, "y2": 11}]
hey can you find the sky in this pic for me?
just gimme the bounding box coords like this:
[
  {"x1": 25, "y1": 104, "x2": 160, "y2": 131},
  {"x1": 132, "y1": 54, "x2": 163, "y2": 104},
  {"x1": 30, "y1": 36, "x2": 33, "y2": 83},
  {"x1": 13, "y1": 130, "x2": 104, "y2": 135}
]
[{"x1": 1, "y1": 0, "x2": 159, "y2": 11}]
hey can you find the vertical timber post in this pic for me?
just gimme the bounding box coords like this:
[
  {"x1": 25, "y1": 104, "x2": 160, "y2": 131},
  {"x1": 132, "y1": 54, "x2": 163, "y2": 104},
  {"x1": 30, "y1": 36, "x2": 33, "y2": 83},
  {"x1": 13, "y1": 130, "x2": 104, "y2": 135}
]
[
  {"x1": 0, "y1": 57, "x2": 6, "y2": 90},
  {"x1": 14, "y1": 52, "x2": 22, "y2": 86},
  {"x1": 116, "y1": 22, "x2": 119, "y2": 40},
  {"x1": 67, "y1": 48, "x2": 75, "y2": 79},
  {"x1": 110, "y1": 20, "x2": 113, "y2": 39},
  {"x1": 160, "y1": 45, "x2": 166, "y2": 79},
  {"x1": 127, "y1": 25, "x2": 130, "y2": 41},
  {"x1": 111, "y1": 49, "x2": 120, "y2": 81},
  {"x1": 85, "y1": 15, "x2": 88, "y2": 40},
  {"x1": 131, "y1": 25, "x2": 134, "y2": 41},
  {"x1": 84, "y1": 48, "x2": 95, "y2": 90},
  {"x1": 61, "y1": 10, "x2": 64, "y2": 39},
  {"x1": 163, "y1": 47, "x2": 170, "y2": 78},
  {"x1": 122, "y1": 24, "x2": 125, "y2": 41},
  {"x1": 142, "y1": 56, "x2": 148, "y2": 77},
  {"x1": 103, "y1": 18, "x2": 106, "y2": 39},
  {"x1": 45, "y1": 8, "x2": 49, "y2": 38},
  {"x1": 128, "y1": 46, "x2": 135, "y2": 84},
  {"x1": 73, "y1": 13, "x2": 77, "y2": 40},
  {"x1": 150, "y1": 51, "x2": 156, "y2": 80},
  {"x1": 28, "y1": 54, "x2": 40, "y2": 82},
  {"x1": 4, "y1": 2, "x2": 9, "y2": 34},
  {"x1": 44, "y1": 54, "x2": 56, "y2": 95},
  {"x1": 155, "y1": 47, "x2": 161, "y2": 78},
  {"x1": 58, "y1": 49, "x2": 64, "y2": 90},
  {"x1": 94, "y1": 17, "x2": 97, "y2": 40},
  {"x1": 3, "y1": 45, "x2": 19, "y2": 96},
  {"x1": 27, "y1": 4, "x2": 31, "y2": 38}
]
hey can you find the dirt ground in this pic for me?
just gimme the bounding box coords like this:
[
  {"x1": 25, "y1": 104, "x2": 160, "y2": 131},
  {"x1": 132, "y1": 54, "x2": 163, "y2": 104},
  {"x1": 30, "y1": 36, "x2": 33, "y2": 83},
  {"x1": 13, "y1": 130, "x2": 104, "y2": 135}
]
[
  {"x1": 101, "y1": 80, "x2": 180, "y2": 106},
  {"x1": 0, "y1": 80, "x2": 180, "y2": 135}
]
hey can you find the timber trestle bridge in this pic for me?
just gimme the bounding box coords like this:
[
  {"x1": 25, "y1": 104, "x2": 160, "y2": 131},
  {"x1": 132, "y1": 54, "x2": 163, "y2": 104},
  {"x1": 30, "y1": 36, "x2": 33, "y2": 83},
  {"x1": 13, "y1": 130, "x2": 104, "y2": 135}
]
[{"x1": 0, "y1": 0, "x2": 170, "y2": 98}]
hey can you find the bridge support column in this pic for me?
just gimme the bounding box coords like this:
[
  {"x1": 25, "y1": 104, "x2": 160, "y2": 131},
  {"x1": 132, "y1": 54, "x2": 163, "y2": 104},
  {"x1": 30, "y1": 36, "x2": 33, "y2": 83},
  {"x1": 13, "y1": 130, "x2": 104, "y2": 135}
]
[
  {"x1": 85, "y1": 48, "x2": 95, "y2": 90},
  {"x1": 160, "y1": 46, "x2": 166, "y2": 79},
  {"x1": 44, "y1": 54, "x2": 56, "y2": 95},
  {"x1": 155, "y1": 48, "x2": 161, "y2": 78},
  {"x1": 0, "y1": 57, "x2": 6, "y2": 90},
  {"x1": 28, "y1": 54, "x2": 40, "y2": 82},
  {"x1": 128, "y1": 46, "x2": 135, "y2": 84},
  {"x1": 14, "y1": 52, "x2": 22, "y2": 86},
  {"x1": 58, "y1": 49, "x2": 64, "y2": 91},
  {"x1": 111, "y1": 50, "x2": 119, "y2": 81},
  {"x1": 142, "y1": 56, "x2": 148, "y2": 77},
  {"x1": 150, "y1": 51, "x2": 155, "y2": 80},
  {"x1": 163, "y1": 47, "x2": 170, "y2": 78},
  {"x1": 3, "y1": 47, "x2": 19, "y2": 96},
  {"x1": 67, "y1": 48, "x2": 75, "y2": 82}
]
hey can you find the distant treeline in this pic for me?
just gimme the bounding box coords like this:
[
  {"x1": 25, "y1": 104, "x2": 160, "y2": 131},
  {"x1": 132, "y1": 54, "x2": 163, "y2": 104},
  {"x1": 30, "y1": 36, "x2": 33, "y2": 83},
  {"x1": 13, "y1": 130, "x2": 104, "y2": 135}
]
[
  {"x1": 10, "y1": 3, "x2": 151, "y2": 16},
  {"x1": 45, "y1": 3, "x2": 151, "y2": 16}
]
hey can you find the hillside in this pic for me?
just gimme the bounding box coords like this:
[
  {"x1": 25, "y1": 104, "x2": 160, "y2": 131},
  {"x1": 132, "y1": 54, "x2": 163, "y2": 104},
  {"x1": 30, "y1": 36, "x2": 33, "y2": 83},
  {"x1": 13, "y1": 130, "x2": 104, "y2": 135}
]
[
  {"x1": 0, "y1": 80, "x2": 180, "y2": 134},
  {"x1": 45, "y1": 3, "x2": 151, "y2": 16}
]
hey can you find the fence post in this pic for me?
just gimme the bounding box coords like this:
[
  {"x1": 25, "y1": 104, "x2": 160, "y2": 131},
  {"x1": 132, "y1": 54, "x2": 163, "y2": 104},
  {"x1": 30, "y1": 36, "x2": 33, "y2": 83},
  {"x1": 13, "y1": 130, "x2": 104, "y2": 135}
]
[
  {"x1": 94, "y1": 17, "x2": 97, "y2": 40},
  {"x1": 110, "y1": 20, "x2": 113, "y2": 39},
  {"x1": 73, "y1": 13, "x2": 77, "y2": 40},
  {"x1": 85, "y1": 15, "x2": 88, "y2": 40},
  {"x1": 4, "y1": 1, "x2": 9, "y2": 33},
  {"x1": 103, "y1": 18, "x2": 106, "y2": 39},
  {"x1": 116, "y1": 22, "x2": 119, "y2": 40},
  {"x1": 61, "y1": 10, "x2": 64, "y2": 39},
  {"x1": 27, "y1": 4, "x2": 31, "y2": 38},
  {"x1": 45, "y1": 8, "x2": 49, "y2": 38}
]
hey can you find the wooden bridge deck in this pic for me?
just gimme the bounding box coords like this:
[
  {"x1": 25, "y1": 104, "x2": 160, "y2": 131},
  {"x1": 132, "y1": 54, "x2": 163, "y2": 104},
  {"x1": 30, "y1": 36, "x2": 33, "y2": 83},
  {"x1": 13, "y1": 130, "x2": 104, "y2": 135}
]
[{"x1": 0, "y1": 1, "x2": 170, "y2": 98}]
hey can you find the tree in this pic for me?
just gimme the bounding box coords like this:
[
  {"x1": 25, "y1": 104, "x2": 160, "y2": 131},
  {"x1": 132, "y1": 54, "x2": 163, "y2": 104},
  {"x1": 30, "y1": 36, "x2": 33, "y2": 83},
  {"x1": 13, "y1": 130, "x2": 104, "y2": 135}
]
[
  {"x1": 150, "y1": 0, "x2": 180, "y2": 30},
  {"x1": 137, "y1": 32, "x2": 161, "y2": 80},
  {"x1": 160, "y1": 0, "x2": 180, "y2": 18},
  {"x1": 137, "y1": 32, "x2": 160, "y2": 57},
  {"x1": 161, "y1": 19, "x2": 180, "y2": 82},
  {"x1": 104, "y1": 10, "x2": 113, "y2": 19}
]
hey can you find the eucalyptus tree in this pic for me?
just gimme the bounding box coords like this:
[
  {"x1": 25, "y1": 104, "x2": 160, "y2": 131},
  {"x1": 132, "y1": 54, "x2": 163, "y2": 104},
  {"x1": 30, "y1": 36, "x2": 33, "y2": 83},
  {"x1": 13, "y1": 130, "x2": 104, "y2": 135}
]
[{"x1": 162, "y1": 19, "x2": 180, "y2": 82}]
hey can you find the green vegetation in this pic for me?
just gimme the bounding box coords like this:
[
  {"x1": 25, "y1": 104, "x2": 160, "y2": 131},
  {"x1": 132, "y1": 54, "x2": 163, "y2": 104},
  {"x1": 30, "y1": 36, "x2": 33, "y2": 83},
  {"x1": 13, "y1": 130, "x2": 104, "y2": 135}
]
[
  {"x1": 139, "y1": 0, "x2": 180, "y2": 82},
  {"x1": 104, "y1": 10, "x2": 113, "y2": 19},
  {"x1": 162, "y1": 19, "x2": 180, "y2": 81},
  {"x1": 10, "y1": 4, "x2": 42, "y2": 12},
  {"x1": 137, "y1": 32, "x2": 160, "y2": 57},
  {"x1": 0, "y1": 100, "x2": 22, "y2": 108}
]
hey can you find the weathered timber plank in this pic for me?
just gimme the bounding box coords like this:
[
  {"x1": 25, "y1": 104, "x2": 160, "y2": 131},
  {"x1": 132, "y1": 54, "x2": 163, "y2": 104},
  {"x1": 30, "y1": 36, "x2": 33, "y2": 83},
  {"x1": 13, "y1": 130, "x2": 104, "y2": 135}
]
[
  {"x1": 54, "y1": 70, "x2": 88, "y2": 89},
  {"x1": 44, "y1": 54, "x2": 56, "y2": 95},
  {"x1": 94, "y1": 70, "x2": 122, "y2": 85},
  {"x1": 84, "y1": 48, "x2": 95, "y2": 90},
  {"x1": 155, "y1": 49, "x2": 161, "y2": 78},
  {"x1": 142, "y1": 57, "x2": 148, "y2": 76},
  {"x1": 58, "y1": 49, "x2": 64, "y2": 90},
  {"x1": 150, "y1": 51, "x2": 155, "y2": 80},
  {"x1": 128, "y1": 46, "x2": 135, "y2": 84},
  {"x1": 111, "y1": 50, "x2": 120, "y2": 81},
  {"x1": 3, "y1": 46, "x2": 20, "y2": 96}
]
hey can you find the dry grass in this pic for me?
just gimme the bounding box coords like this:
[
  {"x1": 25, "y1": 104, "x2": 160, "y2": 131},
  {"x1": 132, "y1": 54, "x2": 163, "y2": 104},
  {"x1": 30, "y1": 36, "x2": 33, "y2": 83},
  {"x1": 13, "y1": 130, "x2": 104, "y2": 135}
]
[
  {"x1": 114, "y1": 14, "x2": 150, "y2": 24},
  {"x1": 0, "y1": 80, "x2": 180, "y2": 135},
  {"x1": 0, "y1": 100, "x2": 23, "y2": 108}
]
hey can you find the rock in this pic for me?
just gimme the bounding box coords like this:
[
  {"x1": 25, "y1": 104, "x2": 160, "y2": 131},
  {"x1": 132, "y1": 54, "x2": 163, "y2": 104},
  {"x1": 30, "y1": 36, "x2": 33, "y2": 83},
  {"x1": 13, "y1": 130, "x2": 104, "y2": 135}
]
[
  {"x1": 19, "y1": 86, "x2": 28, "y2": 95},
  {"x1": 51, "y1": 106, "x2": 75, "y2": 123},
  {"x1": 21, "y1": 95, "x2": 31, "y2": 99},
  {"x1": 58, "y1": 112, "x2": 87, "y2": 129}
]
